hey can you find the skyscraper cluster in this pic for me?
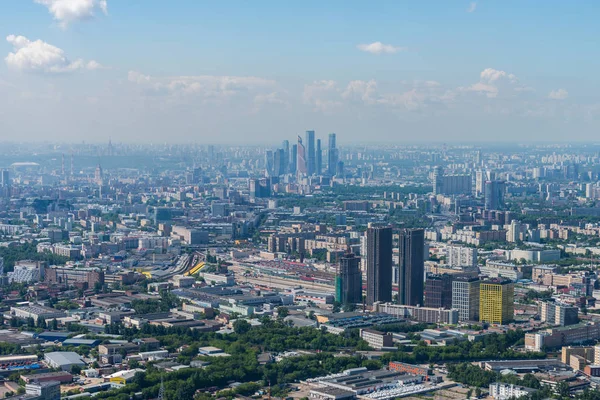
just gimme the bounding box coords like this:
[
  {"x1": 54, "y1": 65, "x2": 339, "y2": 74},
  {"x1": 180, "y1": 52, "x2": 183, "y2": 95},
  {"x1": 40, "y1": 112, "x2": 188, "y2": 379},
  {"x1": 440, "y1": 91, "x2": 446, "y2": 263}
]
[{"x1": 264, "y1": 131, "x2": 340, "y2": 178}]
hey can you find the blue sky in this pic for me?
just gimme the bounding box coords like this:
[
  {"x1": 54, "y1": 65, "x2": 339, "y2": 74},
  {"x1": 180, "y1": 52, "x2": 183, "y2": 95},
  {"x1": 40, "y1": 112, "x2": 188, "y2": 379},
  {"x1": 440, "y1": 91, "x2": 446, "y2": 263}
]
[{"x1": 0, "y1": 0, "x2": 599, "y2": 143}]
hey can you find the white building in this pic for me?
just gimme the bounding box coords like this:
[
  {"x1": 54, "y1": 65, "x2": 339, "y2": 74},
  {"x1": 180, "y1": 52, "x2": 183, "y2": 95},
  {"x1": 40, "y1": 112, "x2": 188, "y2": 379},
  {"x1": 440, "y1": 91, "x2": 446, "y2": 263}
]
[
  {"x1": 489, "y1": 383, "x2": 534, "y2": 399},
  {"x1": 446, "y1": 246, "x2": 477, "y2": 267}
]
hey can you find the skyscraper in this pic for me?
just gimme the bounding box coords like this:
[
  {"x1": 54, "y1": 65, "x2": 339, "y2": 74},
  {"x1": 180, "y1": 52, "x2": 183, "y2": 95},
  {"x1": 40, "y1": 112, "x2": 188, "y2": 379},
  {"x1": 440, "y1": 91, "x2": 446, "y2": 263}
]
[
  {"x1": 398, "y1": 228, "x2": 425, "y2": 306},
  {"x1": 432, "y1": 166, "x2": 443, "y2": 195},
  {"x1": 316, "y1": 139, "x2": 322, "y2": 175},
  {"x1": 484, "y1": 180, "x2": 506, "y2": 210},
  {"x1": 305, "y1": 130, "x2": 315, "y2": 175},
  {"x1": 290, "y1": 144, "x2": 297, "y2": 174},
  {"x1": 336, "y1": 253, "x2": 362, "y2": 305},
  {"x1": 282, "y1": 140, "x2": 290, "y2": 174},
  {"x1": 296, "y1": 136, "x2": 307, "y2": 176},
  {"x1": 273, "y1": 148, "x2": 285, "y2": 176},
  {"x1": 452, "y1": 276, "x2": 480, "y2": 322},
  {"x1": 366, "y1": 226, "x2": 393, "y2": 305},
  {"x1": 479, "y1": 279, "x2": 514, "y2": 325},
  {"x1": 327, "y1": 133, "x2": 337, "y2": 176},
  {"x1": 265, "y1": 150, "x2": 274, "y2": 177}
]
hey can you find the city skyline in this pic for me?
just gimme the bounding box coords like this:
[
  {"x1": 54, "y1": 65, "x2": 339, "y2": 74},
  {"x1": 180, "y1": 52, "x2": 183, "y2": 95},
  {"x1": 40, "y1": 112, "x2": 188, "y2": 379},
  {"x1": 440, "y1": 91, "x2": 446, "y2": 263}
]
[{"x1": 1, "y1": 1, "x2": 600, "y2": 143}]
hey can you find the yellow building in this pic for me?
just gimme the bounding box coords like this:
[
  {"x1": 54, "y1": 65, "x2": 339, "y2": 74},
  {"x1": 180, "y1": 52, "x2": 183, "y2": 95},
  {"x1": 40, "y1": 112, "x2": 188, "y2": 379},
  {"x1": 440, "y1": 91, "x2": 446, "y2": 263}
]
[{"x1": 479, "y1": 279, "x2": 514, "y2": 325}]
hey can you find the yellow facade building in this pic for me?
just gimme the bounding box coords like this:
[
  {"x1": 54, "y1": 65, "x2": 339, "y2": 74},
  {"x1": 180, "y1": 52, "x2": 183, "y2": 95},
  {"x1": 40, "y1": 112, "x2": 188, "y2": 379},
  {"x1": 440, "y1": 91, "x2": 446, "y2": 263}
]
[{"x1": 479, "y1": 279, "x2": 514, "y2": 325}]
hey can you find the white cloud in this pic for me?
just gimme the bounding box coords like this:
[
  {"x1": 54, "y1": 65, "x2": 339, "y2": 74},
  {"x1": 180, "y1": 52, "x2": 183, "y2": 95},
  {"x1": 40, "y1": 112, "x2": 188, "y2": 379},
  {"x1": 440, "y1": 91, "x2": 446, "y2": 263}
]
[
  {"x1": 35, "y1": 0, "x2": 108, "y2": 28},
  {"x1": 302, "y1": 80, "x2": 343, "y2": 112},
  {"x1": 467, "y1": 2, "x2": 477, "y2": 12},
  {"x1": 460, "y1": 68, "x2": 520, "y2": 98},
  {"x1": 5, "y1": 35, "x2": 102, "y2": 73},
  {"x1": 357, "y1": 42, "x2": 406, "y2": 55},
  {"x1": 548, "y1": 88, "x2": 568, "y2": 100},
  {"x1": 128, "y1": 70, "x2": 277, "y2": 105},
  {"x1": 342, "y1": 80, "x2": 378, "y2": 104}
]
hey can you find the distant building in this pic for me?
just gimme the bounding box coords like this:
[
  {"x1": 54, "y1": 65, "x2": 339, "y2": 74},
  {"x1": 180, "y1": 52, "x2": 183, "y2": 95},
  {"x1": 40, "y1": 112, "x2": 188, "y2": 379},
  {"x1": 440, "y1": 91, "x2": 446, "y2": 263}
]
[
  {"x1": 424, "y1": 274, "x2": 453, "y2": 309},
  {"x1": 484, "y1": 180, "x2": 506, "y2": 210},
  {"x1": 479, "y1": 279, "x2": 514, "y2": 325}
]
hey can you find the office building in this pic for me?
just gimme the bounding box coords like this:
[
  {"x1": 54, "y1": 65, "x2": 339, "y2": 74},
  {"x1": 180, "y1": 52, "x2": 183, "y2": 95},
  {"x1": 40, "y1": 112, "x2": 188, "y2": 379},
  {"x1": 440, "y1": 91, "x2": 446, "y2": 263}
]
[
  {"x1": 424, "y1": 274, "x2": 453, "y2": 309},
  {"x1": 479, "y1": 279, "x2": 514, "y2": 325},
  {"x1": 25, "y1": 381, "x2": 61, "y2": 400},
  {"x1": 398, "y1": 228, "x2": 425, "y2": 306},
  {"x1": 282, "y1": 140, "x2": 289, "y2": 174},
  {"x1": 336, "y1": 253, "x2": 362, "y2": 305},
  {"x1": 306, "y1": 130, "x2": 315, "y2": 175},
  {"x1": 432, "y1": 166, "x2": 443, "y2": 195},
  {"x1": 452, "y1": 276, "x2": 480, "y2": 322},
  {"x1": 316, "y1": 138, "x2": 322, "y2": 175},
  {"x1": 475, "y1": 169, "x2": 485, "y2": 196},
  {"x1": 290, "y1": 144, "x2": 297, "y2": 174},
  {"x1": 328, "y1": 133, "x2": 338, "y2": 176},
  {"x1": 540, "y1": 301, "x2": 579, "y2": 326},
  {"x1": 365, "y1": 226, "x2": 393, "y2": 305},
  {"x1": 359, "y1": 329, "x2": 393, "y2": 349},
  {"x1": 297, "y1": 136, "x2": 307, "y2": 176},
  {"x1": 265, "y1": 150, "x2": 274, "y2": 177},
  {"x1": 485, "y1": 180, "x2": 506, "y2": 210}
]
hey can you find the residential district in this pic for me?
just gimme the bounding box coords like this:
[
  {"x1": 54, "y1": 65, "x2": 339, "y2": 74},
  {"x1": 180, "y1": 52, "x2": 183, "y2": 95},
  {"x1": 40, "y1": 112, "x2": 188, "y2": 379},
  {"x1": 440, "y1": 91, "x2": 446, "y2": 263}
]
[{"x1": 2, "y1": 138, "x2": 600, "y2": 400}]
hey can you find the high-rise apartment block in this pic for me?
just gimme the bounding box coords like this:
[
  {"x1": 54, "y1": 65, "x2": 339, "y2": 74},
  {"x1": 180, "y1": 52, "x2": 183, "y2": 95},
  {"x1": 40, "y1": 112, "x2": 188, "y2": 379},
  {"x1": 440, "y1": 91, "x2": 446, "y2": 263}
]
[
  {"x1": 336, "y1": 253, "x2": 362, "y2": 305},
  {"x1": 446, "y1": 246, "x2": 478, "y2": 268},
  {"x1": 366, "y1": 226, "x2": 393, "y2": 305},
  {"x1": 398, "y1": 228, "x2": 425, "y2": 306}
]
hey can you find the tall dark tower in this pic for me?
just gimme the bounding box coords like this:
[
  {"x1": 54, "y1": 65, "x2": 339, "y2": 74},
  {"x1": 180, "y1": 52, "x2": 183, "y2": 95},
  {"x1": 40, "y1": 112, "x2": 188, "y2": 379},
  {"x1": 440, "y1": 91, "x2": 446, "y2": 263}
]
[
  {"x1": 398, "y1": 228, "x2": 425, "y2": 306},
  {"x1": 366, "y1": 226, "x2": 393, "y2": 305},
  {"x1": 327, "y1": 133, "x2": 337, "y2": 176},
  {"x1": 305, "y1": 130, "x2": 315, "y2": 175},
  {"x1": 336, "y1": 252, "x2": 362, "y2": 305},
  {"x1": 316, "y1": 139, "x2": 322, "y2": 175}
]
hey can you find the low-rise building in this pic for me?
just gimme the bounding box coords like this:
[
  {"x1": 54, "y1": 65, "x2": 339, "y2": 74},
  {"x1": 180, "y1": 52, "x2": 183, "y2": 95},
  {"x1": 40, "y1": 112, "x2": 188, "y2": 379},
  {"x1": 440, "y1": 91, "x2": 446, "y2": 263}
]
[{"x1": 359, "y1": 329, "x2": 393, "y2": 349}]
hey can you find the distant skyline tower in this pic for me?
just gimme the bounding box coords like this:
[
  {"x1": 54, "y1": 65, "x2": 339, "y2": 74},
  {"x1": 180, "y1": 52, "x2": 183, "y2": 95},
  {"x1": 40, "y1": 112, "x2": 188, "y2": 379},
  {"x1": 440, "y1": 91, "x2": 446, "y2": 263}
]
[
  {"x1": 327, "y1": 133, "x2": 337, "y2": 176},
  {"x1": 398, "y1": 228, "x2": 425, "y2": 306},
  {"x1": 296, "y1": 136, "x2": 307, "y2": 176},
  {"x1": 484, "y1": 180, "x2": 506, "y2": 210},
  {"x1": 61, "y1": 153, "x2": 65, "y2": 176},
  {"x1": 305, "y1": 130, "x2": 315, "y2": 175},
  {"x1": 94, "y1": 163, "x2": 103, "y2": 184},
  {"x1": 432, "y1": 166, "x2": 444, "y2": 195},
  {"x1": 265, "y1": 150, "x2": 274, "y2": 177},
  {"x1": 336, "y1": 252, "x2": 362, "y2": 305},
  {"x1": 108, "y1": 137, "x2": 113, "y2": 156},
  {"x1": 282, "y1": 140, "x2": 290, "y2": 174},
  {"x1": 70, "y1": 152, "x2": 74, "y2": 176},
  {"x1": 366, "y1": 225, "x2": 393, "y2": 306},
  {"x1": 290, "y1": 144, "x2": 297, "y2": 174},
  {"x1": 316, "y1": 138, "x2": 322, "y2": 175}
]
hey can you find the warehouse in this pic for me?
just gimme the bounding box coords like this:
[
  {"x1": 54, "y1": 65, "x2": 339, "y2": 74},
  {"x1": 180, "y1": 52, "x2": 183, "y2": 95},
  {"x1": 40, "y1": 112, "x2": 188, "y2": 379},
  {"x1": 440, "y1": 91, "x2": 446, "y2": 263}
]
[{"x1": 44, "y1": 352, "x2": 85, "y2": 371}]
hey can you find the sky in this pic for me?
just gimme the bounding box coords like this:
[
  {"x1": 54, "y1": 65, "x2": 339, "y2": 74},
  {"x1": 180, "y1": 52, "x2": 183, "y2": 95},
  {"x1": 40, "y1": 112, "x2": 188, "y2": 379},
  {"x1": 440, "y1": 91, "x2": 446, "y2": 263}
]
[{"x1": 0, "y1": 0, "x2": 599, "y2": 144}]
